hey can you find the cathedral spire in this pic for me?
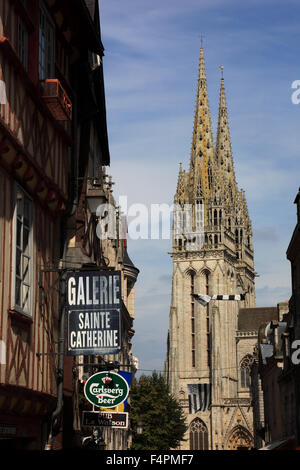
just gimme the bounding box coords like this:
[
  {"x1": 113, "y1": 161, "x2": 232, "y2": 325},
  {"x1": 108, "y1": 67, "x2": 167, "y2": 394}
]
[
  {"x1": 188, "y1": 47, "x2": 214, "y2": 205},
  {"x1": 215, "y1": 76, "x2": 237, "y2": 199}
]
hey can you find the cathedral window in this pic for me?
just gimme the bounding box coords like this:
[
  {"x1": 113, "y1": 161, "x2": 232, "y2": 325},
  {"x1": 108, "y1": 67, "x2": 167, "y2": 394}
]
[
  {"x1": 214, "y1": 209, "x2": 218, "y2": 226},
  {"x1": 235, "y1": 229, "x2": 239, "y2": 245},
  {"x1": 214, "y1": 235, "x2": 218, "y2": 247},
  {"x1": 189, "y1": 418, "x2": 208, "y2": 450},
  {"x1": 189, "y1": 271, "x2": 196, "y2": 368},
  {"x1": 240, "y1": 354, "x2": 253, "y2": 388},
  {"x1": 204, "y1": 271, "x2": 210, "y2": 367}
]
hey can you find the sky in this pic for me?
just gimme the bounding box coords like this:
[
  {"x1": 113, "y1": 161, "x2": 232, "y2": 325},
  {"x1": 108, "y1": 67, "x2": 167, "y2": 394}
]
[{"x1": 99, "y1": 0, "x2": 300, "y2": 376}]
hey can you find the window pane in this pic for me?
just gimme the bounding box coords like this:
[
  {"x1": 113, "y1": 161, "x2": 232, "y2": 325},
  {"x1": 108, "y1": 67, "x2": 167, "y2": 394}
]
[
  {"x1": 16, "y1": 219, "x2": 22, "y2": 248},
  {"x1": 15, "y1": 278, "x2": 21, "y2": 306},
  {"x1": 23, "y1": 227, "x2": 29, "y2": 255},
  {"x1": 23, "y1": 197, "x2": 30, "y2": 227},
  {"x1": 22, "y1": 284, "x2": 30, "y2": 312},
  {"x1": 22, "y1": 255, "x2": 30, "y2": 284},
  {"x1": 39, "y1": 4, "x2": 55, "y2": 79},
  {"x1": 16, "y1": 248, "x2": 22, "y2": 277},
  {"x1": 14, "y1": 186, "x2": 32, "y2": 316}
]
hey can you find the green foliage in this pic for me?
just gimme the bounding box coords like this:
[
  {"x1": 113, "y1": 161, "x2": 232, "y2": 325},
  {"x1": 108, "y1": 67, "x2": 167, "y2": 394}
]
[{"x1": 130, "y1": 372, "x2": 187, "y2": 450}]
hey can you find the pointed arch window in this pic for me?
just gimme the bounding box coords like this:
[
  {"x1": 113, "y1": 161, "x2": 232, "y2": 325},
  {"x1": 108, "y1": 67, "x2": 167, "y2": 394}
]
[
  {"x1": 214, "y1": 235, "x2": 218, "y2": 247},
  {"x1": 219, "y1": 210, "x2": 222, "y2": 226},
  {"x1": 188, "y1": 270, "x2": 196, "y2": 368},
  {"x1": 240, "y1": 354, "x2": 254, "y2": 388},
  {"x1": 235, "y1": 229, "x2": 239, "y2": 245},
  {"x1": 190, "y1": 418, "x2": 208, "y2": 450},
  {"x1": 214, "y1": 209, "x2": 218, "y2": 226},
  {"x1": 203, "y1": 270, "x2": 210, "y2": 367}
]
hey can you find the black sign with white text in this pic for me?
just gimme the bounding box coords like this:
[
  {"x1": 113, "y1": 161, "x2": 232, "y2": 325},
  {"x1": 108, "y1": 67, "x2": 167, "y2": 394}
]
[
  {"x1": 82, "y1": 411, "x2": 128, "y2": 429},
  {"x1": 66, "y1": 271, "x2": 122, "y2": 356}
]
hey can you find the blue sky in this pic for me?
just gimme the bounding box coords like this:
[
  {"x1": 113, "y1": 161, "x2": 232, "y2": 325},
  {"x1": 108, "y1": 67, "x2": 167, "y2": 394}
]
[{"x1": 99, "y1": 0, "x2": 300, "y2": 375}]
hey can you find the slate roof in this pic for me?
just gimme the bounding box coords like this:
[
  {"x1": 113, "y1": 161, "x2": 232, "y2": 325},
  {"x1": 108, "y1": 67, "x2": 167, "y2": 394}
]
[
  {"x1": 238, "y1": 307, "x2": 278, "y2": 332},
  {"x1": 123, "y1": 247, "x2": 139, "y2": 273}
]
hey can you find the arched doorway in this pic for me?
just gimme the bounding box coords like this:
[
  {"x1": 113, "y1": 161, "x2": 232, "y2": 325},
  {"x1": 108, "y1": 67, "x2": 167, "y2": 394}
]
[
  {"x1": 226, "y1": 425, "x2": 253, "y2": 450},
  {"x1": 189, "y1": 418, "x2": 209, "y2": 450}
]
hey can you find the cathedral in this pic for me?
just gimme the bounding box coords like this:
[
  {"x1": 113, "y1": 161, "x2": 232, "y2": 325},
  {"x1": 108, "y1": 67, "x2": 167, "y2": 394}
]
[{"x1": 165, "y1": 47, "x2": 257, "y2": 450}]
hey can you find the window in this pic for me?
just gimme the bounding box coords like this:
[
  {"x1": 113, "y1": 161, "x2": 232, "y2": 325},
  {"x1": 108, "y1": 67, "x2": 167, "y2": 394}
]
[
  {"x1": 13, "y1": 186, "x2": 33, "y2": 316},
  {"x1": 190, "y1": 418, "x2": 208, "y2": 450},
  {"x1": 240, "y1": 354, "x2": 253, "y2": 388},
  {"x1": 189, "y1": 271, "x2": 196, "y2": 368},
  {"x1": 204, "y1": 271, "x2": 210, "y2": 367},
  {"x1": 39, "y1": 2, "x2": 55, "y2": 80},
  {"x1": 17, "y1": 17, "x2": 29, "y2": 70}
]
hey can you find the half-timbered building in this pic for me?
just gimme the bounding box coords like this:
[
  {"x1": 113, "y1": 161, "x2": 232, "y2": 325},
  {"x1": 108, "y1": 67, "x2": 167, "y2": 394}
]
[{"x1": 0, "y1": 0, "x2": 139, "y2": 450}]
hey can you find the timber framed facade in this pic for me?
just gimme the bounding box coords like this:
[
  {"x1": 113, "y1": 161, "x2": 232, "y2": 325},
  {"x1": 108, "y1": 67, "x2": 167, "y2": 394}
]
[{"x1": 0, "y1": 0, "x2": 139, "y2": 450}]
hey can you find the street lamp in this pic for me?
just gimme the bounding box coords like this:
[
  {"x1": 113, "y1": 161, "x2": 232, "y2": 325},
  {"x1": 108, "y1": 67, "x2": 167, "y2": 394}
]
[{"x1": 86, "y1": 178, "x2": 106, "y2": 215}]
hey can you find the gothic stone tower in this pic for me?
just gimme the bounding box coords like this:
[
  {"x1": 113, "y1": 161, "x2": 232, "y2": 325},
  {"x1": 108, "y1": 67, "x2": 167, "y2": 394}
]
[{"x1": 165, "y1": 48, "x2": 256, "y2": 450}]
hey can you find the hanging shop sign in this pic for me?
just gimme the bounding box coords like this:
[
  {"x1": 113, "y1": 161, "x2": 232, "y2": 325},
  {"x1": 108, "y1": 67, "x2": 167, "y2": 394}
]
[
  {"x1": 84, "y1": 371, "x2": 129, "y2": 408},
  {"x1": 82, "y1": 411, "x2": 128, "y2": 429},
  {"x1": 66, "y1": 271, "x2": 122, "y2": 356}
]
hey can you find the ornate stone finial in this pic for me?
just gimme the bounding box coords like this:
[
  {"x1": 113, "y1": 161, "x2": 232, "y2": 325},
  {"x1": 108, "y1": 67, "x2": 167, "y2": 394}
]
[{"x1": 219, "y1": 65, "x2": 224, "y2": 79}]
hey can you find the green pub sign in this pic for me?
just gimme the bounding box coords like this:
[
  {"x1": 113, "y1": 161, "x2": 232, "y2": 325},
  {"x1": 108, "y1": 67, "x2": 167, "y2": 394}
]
[{"x1": 84, "y1": 371, "x2": 129, "y2": 408}]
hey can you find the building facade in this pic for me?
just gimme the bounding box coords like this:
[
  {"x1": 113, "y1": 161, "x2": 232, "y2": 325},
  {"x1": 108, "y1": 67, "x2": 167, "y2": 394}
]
[
  {"x1": 0, "y1": 0, "x2": 138, "y2": 450},
  {"x1": 165, "y1": 47, "x2": 257, "y2": 450},
  {"x1": 251, "y1": 189, "x2": 300, "y2": 450}
]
